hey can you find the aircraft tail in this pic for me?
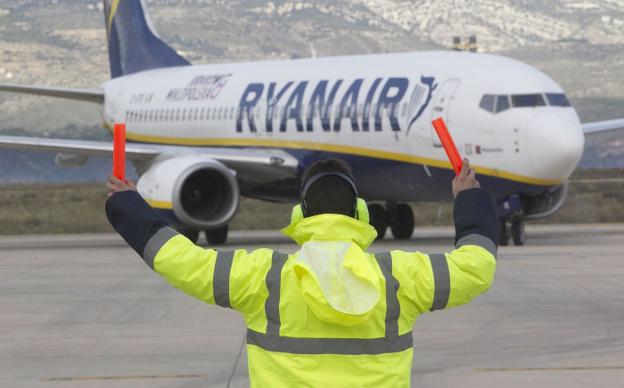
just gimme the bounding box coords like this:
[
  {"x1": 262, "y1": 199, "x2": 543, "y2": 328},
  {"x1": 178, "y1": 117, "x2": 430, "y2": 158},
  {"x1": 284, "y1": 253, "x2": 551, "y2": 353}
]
[{"x1": 103, "y1": 0, "x2": 191, "y2": 78}]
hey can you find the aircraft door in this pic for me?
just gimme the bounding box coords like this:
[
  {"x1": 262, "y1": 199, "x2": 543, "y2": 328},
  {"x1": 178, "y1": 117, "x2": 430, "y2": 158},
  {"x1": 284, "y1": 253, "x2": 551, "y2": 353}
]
[{"x1": 430, "y1": 79, "x2": 460, "y2": 146}]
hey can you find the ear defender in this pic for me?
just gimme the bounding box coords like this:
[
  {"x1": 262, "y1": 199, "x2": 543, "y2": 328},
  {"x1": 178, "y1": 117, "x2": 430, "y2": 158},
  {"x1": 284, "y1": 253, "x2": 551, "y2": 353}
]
[
  {"x1": 291, "y1": 199, "x2": 369, "y2": 224},
  {"x1": 295, "y1": 170, "x2": 370, "y2": 224},
  {"x1": 355, "y1": 198, "x2": 369, "y2": 224},
  {"x1": 290, "y1": 204, "x2": 304, "y2": 224}
]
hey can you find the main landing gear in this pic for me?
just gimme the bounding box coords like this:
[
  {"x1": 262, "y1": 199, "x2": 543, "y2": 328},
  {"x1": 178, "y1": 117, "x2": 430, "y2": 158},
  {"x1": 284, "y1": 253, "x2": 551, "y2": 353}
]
[
  {"x1": 177, "y1": 225, "x2": 229, "y2": 245},
  {"x1": 205, "y1": 225, "x2": 228, "y2": 245},
  {"x1": 368, "y1": 202, "x2": 415, "y2": 240},
  {"x1": 498, "y1": 218, "x2": 526, "y2": 246}
]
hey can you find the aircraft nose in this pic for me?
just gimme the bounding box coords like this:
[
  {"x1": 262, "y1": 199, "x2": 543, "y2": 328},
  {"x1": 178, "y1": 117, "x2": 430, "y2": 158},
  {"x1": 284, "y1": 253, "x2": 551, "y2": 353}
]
[{"x1": 527, "y1": 111, "x2": 584, "y2": 180}]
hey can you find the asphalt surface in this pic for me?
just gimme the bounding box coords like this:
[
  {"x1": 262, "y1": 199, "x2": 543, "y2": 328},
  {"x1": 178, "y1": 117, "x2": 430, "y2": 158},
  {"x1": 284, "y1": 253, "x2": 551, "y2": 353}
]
[{"x1": 1, "y1": 224, "x2": 623, "y2": 387}]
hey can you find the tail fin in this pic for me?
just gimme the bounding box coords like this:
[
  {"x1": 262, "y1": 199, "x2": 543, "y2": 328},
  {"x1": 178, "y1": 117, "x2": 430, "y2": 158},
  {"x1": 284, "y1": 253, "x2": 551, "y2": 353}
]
[{"x1": 103, "y1": 0, "x2": 190, "y2": 78}]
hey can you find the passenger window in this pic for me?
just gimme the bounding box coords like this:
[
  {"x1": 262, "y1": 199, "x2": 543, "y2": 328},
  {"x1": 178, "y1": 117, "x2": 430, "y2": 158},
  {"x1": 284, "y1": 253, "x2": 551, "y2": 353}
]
[
  {"x1": 495, "y1": 95, "x2": 510, "y2": 113},
  {"x1": 546, "y1": 93, "x2": 571, "y2": 107},
  {"x1": 200, "y1": 108, "x2": 205, "y2": 120},
  {"x1": 511, "y1": 94, "x2": 546, "y2": 107},
  {"x1": 479, "y1": 95, "x2": 495, "y2": 113}
]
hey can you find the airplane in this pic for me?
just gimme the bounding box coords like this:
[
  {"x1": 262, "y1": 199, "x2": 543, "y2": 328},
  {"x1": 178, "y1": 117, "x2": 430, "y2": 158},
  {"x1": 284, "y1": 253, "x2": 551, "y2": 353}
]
[{"x1": 1, "y1": 0, "x2": 623, "y2": 246}]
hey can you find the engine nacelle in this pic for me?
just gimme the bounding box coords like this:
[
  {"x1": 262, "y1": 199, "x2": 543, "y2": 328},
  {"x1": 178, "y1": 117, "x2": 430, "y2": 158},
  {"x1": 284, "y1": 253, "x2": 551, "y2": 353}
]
[{"x1": 137, "y1": 156, "x2": 240, "y2": 229}]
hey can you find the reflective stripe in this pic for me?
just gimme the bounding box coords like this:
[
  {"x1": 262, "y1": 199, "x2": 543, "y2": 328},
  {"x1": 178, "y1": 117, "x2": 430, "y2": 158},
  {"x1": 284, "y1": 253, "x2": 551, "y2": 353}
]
[
  {"x1": 429, "y1": 253, "x2": 450, "y2": 311},
  {"x1": 457, "y1": 234, "x2": 497, "y2": 258},
  {"x1": 248, "y1": 251, "x2": 412, "y2": 355},
  {"x1": 213, "y1": 251, "x2": 235, "y2": 308},
  {"x1": 264, "y1": 251, "x2": 288, "y2": 336},
  {"x1": 247, "y1": 329, "x2": 413, "y2": 355},
  {"x1": 142, "y1": 226, "x2": 179, "y2": 270},
  {"x1": 375, "y1": 252, "x2": 400, "y2": 337}
]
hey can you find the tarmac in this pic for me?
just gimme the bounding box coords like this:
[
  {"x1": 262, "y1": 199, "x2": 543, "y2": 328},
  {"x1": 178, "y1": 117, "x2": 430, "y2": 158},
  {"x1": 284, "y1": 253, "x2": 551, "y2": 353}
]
[{"x1": 1, "y1": 224, "x2": 623, "y2": 387}]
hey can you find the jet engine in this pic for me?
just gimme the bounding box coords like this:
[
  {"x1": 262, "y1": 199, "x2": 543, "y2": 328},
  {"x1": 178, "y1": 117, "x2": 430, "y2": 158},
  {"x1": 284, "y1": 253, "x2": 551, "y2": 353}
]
[{"x1": 137, "y1": 156, "x2": 240, "y2": 229}]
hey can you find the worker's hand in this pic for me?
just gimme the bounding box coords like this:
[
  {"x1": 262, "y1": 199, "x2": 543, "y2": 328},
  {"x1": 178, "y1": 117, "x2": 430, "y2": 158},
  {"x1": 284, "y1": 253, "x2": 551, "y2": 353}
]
[
  {"x1": 107, "y1": 175, "x2": 136, "y2": 197},
  {"x1": 452, "y1": 158, "x2": 480, "y2": 198}
]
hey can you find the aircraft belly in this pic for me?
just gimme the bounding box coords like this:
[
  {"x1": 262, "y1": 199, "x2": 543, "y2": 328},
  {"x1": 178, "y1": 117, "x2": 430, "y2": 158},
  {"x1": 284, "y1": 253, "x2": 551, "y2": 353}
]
[{"x1": 239, "y1": 149, "x2": 557, "y2": 204}]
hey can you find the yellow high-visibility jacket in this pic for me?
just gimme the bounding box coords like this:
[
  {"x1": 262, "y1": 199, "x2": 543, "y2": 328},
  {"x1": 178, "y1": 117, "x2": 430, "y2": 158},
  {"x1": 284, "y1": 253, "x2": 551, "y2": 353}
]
[
  {"x1": 143, "y1": 218, "x2": 495, "y2": 387},
  {"x1": 105, "y1": 188, "x2": 497, "y2": 387}
]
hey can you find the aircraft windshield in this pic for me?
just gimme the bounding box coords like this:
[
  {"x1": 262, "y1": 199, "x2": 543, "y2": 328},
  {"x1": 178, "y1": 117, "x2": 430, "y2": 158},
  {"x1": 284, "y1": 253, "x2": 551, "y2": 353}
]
[
  {"x1": 511, "y1": 94, "x2": 546, "y2": 107},
  {"x1": 546, "y1": 93, "x2": 571, "y2": 107},
  {"x1": 479, "y1": 92, "x2": 571, "y2": 114}
]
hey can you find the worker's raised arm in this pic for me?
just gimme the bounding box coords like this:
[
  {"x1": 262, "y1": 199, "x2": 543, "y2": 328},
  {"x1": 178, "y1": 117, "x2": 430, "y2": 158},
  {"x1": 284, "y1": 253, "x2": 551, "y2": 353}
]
[
  {"x1": 104, "y1": 176, "x2": 272, "y2": 315},
  {"x1": 392, "y1": 161, "x2": 497, "y2": 316}
]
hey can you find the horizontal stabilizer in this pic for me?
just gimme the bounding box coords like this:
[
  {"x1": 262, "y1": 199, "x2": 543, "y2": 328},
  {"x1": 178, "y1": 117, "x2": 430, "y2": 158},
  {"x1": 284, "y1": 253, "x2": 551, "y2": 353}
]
[
  {"x1": 582, "y1": 118, "x2": 624, "y2": 135},
  {"x1": 0, "y1": 84, "x2": 104, "y2": 104}
]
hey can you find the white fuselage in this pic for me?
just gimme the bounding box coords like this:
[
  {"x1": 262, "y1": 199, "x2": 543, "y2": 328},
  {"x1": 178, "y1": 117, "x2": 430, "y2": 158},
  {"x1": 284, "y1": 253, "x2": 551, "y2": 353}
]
[{"x1": 101, "y1": 51, "x2": 584, "y2": 198}]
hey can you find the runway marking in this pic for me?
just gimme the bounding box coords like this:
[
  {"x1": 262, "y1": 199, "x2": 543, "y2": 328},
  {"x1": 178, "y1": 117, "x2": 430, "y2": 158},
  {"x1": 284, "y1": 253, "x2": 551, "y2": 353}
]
[
  {"x1": 41, "y1": 373, "x2": 209, "y2": 382},
  {"x1": 476, "y1": 366, "x2": 624, "y2": 372}
]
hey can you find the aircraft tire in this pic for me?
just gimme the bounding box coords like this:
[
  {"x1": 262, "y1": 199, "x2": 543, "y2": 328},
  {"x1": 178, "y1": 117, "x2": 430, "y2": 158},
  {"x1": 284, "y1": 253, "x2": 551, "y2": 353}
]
[
  {"x1": 205, "y1": 225, "x2": 228, "y2": 245},
  {"x1": 368, "y1": 203, "x2": 387, "y2": 240},
  {"x1": 179, "y1": 228, "x2": 199, "y2": 244},
  {"x1": 390, "y1": 203, "x2": 414, "y2": 240},
  {"x1": 498, "y1": 219, "x2": 510, "y2": 246},
  {"x1": 511, "y1": 219, "x2": 526, "y2": 246}
]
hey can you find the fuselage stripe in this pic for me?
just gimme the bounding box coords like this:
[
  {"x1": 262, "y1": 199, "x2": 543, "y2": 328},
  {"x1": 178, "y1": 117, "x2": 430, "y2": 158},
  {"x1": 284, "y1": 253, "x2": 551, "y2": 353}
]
[{"x1": 115, "y1": 128, "x2": 564, "y2": 187}]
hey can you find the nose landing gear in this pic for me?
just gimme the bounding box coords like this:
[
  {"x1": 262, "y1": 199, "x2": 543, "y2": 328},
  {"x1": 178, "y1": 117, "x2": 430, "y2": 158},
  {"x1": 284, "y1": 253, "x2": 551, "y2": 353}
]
[{"x1": 498, "y1": 218, "x2": 526, "y2": 246}]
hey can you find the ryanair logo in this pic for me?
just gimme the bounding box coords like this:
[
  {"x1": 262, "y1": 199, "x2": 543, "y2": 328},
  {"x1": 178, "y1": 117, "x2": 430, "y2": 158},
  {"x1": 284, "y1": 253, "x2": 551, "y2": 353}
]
[{"x1": 236, "y1": 77, "x2": 437, "y2": 133}]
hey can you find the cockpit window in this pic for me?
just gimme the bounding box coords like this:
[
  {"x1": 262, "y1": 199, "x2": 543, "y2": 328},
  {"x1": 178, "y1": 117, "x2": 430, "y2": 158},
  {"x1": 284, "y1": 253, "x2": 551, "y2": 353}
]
[
  {"x1": 479, "y1": 94, "x2": 495, "y2": 113},
  {"x1": 495, "y1": 95, "x2": 510, "y2": 113},
  {"x1": 546, "y1": 93, "x2": 571, "y2": 107},
  {"x1": 511, "y1": 94, "x2": 546, "y2": 107}
]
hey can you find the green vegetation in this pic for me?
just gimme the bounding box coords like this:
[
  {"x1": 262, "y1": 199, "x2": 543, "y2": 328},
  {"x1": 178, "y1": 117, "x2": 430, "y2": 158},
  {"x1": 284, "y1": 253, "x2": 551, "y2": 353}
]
[{"x1": 0, "y1": 169, "x2": 623, "y2": 235}]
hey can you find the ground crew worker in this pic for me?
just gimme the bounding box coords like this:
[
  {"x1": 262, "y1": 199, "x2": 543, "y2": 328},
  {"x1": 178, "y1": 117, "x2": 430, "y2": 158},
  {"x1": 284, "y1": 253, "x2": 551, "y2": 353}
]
[{"x1": 105, "y1": 158, "x2": 497, "y2": 387}]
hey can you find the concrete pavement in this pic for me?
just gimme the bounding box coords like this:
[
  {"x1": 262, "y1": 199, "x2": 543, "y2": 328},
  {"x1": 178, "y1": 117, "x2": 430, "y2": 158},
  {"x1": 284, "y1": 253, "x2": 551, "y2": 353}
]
[{"x1": 1, "y1": 224, "x2": 623, "y2": 387}]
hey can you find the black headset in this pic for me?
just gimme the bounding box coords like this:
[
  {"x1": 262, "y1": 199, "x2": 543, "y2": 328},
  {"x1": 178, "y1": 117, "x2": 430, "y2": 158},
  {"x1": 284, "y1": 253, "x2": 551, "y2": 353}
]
[{"x1": 299, "y1": 171, "x2": 359, "y2": 217}]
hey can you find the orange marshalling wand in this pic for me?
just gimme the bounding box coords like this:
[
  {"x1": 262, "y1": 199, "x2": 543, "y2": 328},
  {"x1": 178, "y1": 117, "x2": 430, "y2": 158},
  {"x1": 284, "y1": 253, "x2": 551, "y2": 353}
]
[
  {"x1": 113, "y1": 123, "x2": 126, "y2": 181},
  {"x1": 432, "y1": 117, "x2": 463, "y2": 176}
]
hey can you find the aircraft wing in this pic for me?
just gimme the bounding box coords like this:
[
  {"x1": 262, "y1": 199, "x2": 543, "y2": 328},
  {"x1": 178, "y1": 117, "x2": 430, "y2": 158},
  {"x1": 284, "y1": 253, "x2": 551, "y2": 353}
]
[
  {"x1": 582, "y1": 118, "x2": 624, "y2": 135},
  {"x1": 0, "y1": 135, "x2": 298, "y2": 183},
  {"x1": 0, "y1": 83, "x2": 104, "y2": 104}
]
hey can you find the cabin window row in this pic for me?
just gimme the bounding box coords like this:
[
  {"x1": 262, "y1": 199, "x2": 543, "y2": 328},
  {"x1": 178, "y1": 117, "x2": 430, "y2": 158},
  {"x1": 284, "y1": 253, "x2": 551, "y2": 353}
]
[{"x1": 125, "y1": 102, "x2": 417, "y2": 123}]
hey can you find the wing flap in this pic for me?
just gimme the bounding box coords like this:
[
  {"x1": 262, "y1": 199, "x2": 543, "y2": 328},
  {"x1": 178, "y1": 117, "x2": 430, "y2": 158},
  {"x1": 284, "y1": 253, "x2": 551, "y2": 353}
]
[
  {"x1": 0, "y1": 135, "x2": 298, "y2": 182},
  {"x1": 0, "y1": 84, "x2": 104, "y2": 104}
]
